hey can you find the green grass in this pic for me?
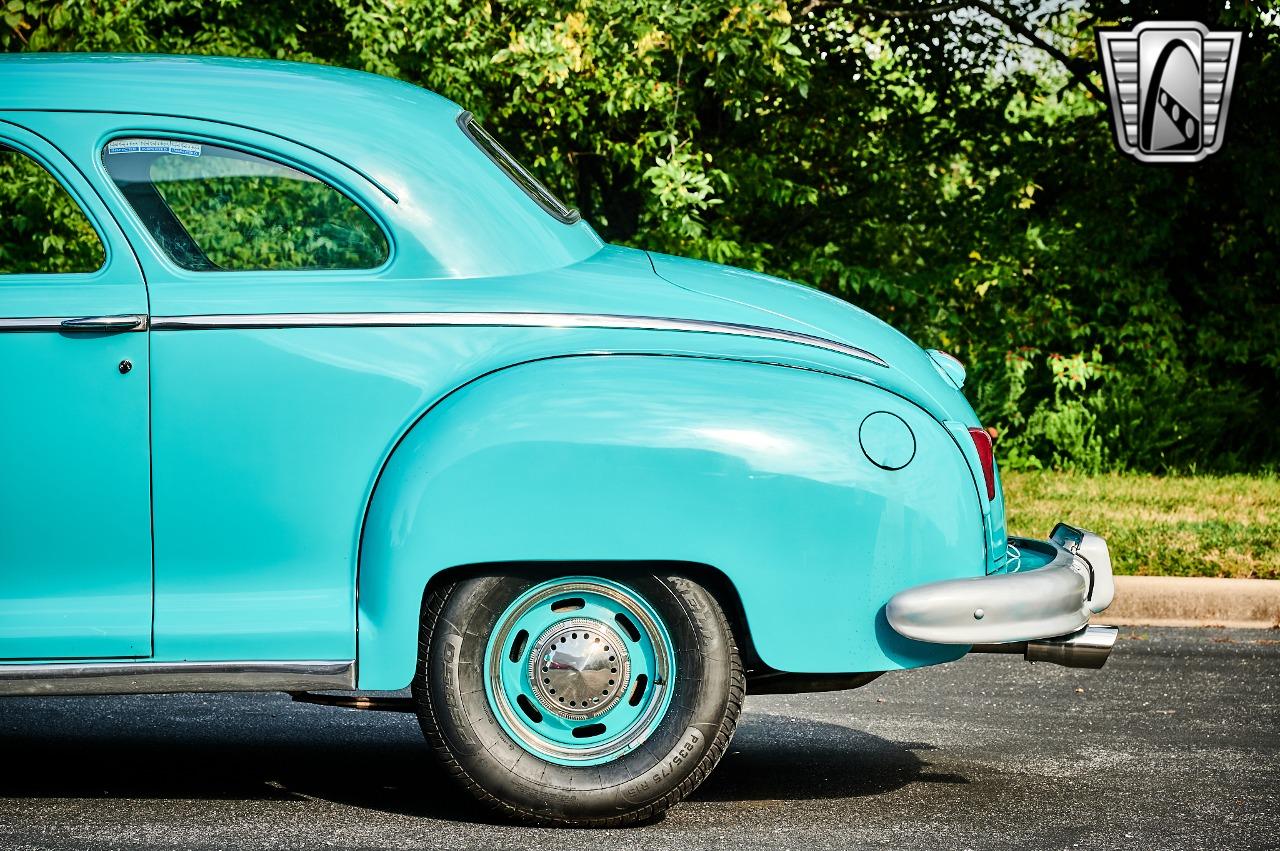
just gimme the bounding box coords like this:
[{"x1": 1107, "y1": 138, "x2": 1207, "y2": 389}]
[{"x1": 1002, "y1": 471, "x2": 1280, "y2": 580}]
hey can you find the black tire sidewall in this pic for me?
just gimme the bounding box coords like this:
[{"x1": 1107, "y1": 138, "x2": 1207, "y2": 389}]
[{"x1": 414, "y1": 569, "x2": 735, "y2": 821}]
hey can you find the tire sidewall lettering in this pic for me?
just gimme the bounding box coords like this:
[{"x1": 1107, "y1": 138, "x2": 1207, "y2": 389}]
[
  {"x1": 620, "y1": 726, "x2": 703, "y2": 804},
  {"x1": 440, "y1": 632, "x2": 479, "y2": 752}
]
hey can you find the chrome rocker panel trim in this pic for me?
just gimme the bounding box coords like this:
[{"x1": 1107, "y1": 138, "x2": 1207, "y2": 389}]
[
  {"x1": 148, "y1": 311, "x2": 889, "y2": 367},
  {"x1": 0, "y1": 660, "x2": 355, "y2": 696},
  {"x1": 885, "y1": 524, "x2": 1115, "y2": 645}
]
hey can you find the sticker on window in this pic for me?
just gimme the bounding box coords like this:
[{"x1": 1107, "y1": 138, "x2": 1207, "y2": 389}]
[{"x1": 106, "y1": 139, "x2": 202, "y2": 157}]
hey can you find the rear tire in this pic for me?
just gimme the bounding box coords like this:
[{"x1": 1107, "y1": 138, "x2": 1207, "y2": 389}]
[{"x1": 413, "y1": 569, "x2": 743, "y2": 826}]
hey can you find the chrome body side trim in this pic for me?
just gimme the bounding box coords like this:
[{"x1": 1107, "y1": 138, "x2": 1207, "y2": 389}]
[
  {"x1": 149, "y1": 311, "x2": 889, "y2": 367},
  {"x1": 885, "y1": 524, "x2": 1115, "y2": 645},
  {"x1": 0, "y1": 660, "x2": 355, "y2": 696},
  {"x1": 0, "y1": 316, "x2": 68, "y2": 331},
  {"x1": 0, "y1": 314, "x2": 148, "y2": 332}
]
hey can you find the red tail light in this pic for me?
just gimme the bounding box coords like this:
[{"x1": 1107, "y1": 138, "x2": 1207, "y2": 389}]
[{"x1": 968, "y1": 427, "x2": 996, "y2": 500}]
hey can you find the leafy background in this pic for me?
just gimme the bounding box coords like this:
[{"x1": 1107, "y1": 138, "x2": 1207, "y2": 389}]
[{"x1": 3, "y1": 0, "x2": 1277, "y2": 474}]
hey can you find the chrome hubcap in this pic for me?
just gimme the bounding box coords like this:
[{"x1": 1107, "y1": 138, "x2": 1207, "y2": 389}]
[{"x1": 529, "y1": 618, "x2": 630, "y2": 718}]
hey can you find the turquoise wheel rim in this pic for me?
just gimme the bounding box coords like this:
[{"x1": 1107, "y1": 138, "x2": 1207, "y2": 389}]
[{"x1": 483, "y1": 576, "x2": 676, "y2": 766}]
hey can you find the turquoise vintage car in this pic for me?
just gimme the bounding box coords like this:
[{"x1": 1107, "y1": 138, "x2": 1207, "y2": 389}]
[{"x1": 0, "y1": 54, "x2": 1116, "y2": 825}]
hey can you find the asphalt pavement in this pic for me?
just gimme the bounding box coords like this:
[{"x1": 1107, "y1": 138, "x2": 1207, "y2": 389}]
[{"x1": 0, "y1": 627, "x2": 1276, "y2": 850}]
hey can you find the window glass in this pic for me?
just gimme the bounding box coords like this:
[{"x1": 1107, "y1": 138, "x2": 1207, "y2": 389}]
[
  {"x1": 459, "y1": 114, "x2": 580, "y2": 224},
  {"x1": 0, "y1": 143, "x2": 105, "y2": 274},
  {"x1": 102, "y1": 138, "x2": 389, "y2": 272}
]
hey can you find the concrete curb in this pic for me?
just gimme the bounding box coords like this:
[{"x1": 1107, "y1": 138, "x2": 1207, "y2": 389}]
[{"x1": 1099, "y1": 576, "x2": 1280, "y2": 629}]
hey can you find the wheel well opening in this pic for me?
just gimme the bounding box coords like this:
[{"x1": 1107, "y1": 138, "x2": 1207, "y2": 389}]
[{"x1": 417, "y1": 560, "x2": 763, "y2": 674}]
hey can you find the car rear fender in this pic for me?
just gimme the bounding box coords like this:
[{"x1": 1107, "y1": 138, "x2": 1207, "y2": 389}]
[{"x1": 355, "y1": 354, "x2": 986, "y2": 689}]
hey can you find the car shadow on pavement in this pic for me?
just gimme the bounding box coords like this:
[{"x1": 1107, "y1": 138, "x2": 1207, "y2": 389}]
[
  {"x1": 0, "y1": 695, "x2": 964, "y2": 822},
  {"x1": 693, "y1": 712, "x2": 966, "y2": 802},
  {"x1": 0, "y1": 693, "x2": 478, "y2": 821}
]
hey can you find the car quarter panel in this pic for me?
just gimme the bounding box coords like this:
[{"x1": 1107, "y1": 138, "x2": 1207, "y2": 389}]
[
  {"x1": 358, "y1": 355, "x2": 983, "y2": 689},
  {"x1": 142, "y1": 320, "x2": 983, "y2": 668}
]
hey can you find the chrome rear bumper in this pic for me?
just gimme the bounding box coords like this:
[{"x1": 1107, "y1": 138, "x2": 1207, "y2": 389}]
[{"x1": 886, "y1": 523, "x2": 1118, "y2": 668}]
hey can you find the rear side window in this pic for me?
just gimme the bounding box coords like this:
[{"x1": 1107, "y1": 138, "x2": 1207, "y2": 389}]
[
  {"x1": 0, "y1": 143, "x2": 105, "y2": 274},
  {"x1": 102, "y1": 138, "x2": 388, "y2": 272}
]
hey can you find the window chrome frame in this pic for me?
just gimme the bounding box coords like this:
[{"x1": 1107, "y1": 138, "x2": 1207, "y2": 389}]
[{"x1": 458, "y1": 112, "x2": 581, "y2": 225}]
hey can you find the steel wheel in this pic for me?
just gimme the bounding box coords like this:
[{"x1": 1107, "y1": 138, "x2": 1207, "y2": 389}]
[{"x1": 484, "y1": 577, "x2": 675, "y2": 765}]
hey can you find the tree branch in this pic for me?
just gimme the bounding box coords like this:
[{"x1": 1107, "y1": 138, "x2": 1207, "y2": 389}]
[
  {"x1": 838, "y1": 3, "x2": 973, "y2": 17},
  {"x1": 800, "y1": 1, "x2": 1105, "y2": 101},
  {"x1": 968, "y1": 0, "x2": 1104, "y2": 100}
]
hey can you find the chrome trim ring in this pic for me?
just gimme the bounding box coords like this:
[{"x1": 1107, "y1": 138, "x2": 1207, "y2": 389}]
[{"x1": 148, "y1": 311, "x2": 888, "y2": 367}]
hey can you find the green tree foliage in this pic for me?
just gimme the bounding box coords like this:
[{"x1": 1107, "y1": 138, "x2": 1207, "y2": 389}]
[
  {"x1": 3, "y1": 0, "x2": 1276, "y2": 471},
  {"x1": 0, "y1": 144, "x2": 103, "y2": 273}
]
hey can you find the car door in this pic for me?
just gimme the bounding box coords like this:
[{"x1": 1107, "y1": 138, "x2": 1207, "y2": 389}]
[
  {"x1": 88, "y1": 119, "x2": 397, "y2": 664},
  {"x1": 0, "y1": 119, "x2": 153, "y2": 660}
]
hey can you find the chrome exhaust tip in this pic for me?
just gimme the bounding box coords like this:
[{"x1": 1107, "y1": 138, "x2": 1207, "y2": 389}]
[
  {"x1": 971, "y1": 625, "x2": 1119, "y2": 669},
  {"x1": 1026, "y1": 625, "x2": 1119, "y2": 669}
]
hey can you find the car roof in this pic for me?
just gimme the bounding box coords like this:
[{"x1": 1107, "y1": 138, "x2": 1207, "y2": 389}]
[
  {"x1": 0, "y1": 54, "x2": 603, "y2": 278},
  {"x1": 0, "y1": 53, "x2": 460, "y2": 128}
]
